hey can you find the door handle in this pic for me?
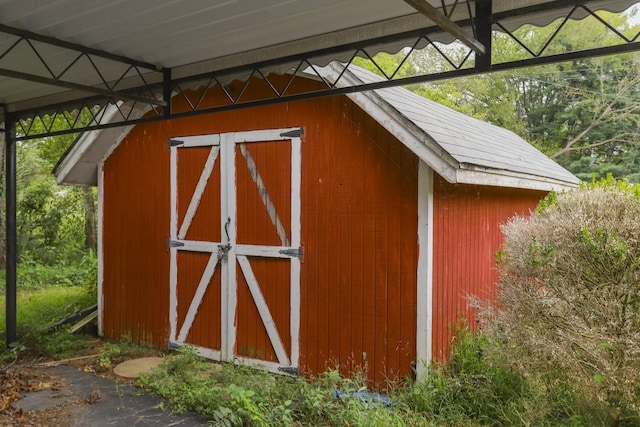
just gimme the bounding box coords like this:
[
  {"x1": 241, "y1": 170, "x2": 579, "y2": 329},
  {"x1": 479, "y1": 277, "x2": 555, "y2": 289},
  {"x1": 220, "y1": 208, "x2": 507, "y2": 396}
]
[{"x1": 224, "y1": 217, "x2": 231, "y2": 242}]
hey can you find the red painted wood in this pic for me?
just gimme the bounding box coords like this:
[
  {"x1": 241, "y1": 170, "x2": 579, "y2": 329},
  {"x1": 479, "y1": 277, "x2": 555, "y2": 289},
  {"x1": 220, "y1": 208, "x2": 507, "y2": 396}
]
[
  {"x1": 175, "y1": 144, "x2": 222, "y2": 350},
  {"x1": 101, "y1": 72, "x2": 545, "y2": 386},
  {"x1": 235, "y1": 140, "x2": 292, "y2": 363},
  {"x1": 431, "y1": 175, "x2": 545, "y2": 363},
  {"x1": 101, "y1": 126, "x2": 172, "y2": 347},
  {"x1": 102, "y1": 79, "x2": 419, "y2": 384}
]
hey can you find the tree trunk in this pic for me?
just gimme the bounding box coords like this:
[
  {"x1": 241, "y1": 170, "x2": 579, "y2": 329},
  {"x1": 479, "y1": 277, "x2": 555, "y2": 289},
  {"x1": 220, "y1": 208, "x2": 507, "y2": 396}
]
[{"x1": 82, "y1": 186, "x2": 97, "y2": 251}]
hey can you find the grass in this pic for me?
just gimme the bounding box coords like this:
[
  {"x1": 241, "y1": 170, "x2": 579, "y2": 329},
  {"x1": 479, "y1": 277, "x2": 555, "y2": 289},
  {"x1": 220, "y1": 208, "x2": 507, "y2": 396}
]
[
  {"x1": 0, "y1": 283, "x2": 621, "y2": 425},
  {"x1": 140, "y1": 346, "x2": 428, "y2": 427},
  {"x1": 1, "y1": 285, "x2": 96, "y2": 361},
  {"x1": 139, "y1": 338, "x2": 614, "y2": 427}
]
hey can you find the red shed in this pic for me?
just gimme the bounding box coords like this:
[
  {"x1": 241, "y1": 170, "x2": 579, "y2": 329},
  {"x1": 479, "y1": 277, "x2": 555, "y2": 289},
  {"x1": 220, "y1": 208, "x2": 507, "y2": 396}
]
[{"x1": 55, "y1": 64, "x2": 578, "y2": 384}]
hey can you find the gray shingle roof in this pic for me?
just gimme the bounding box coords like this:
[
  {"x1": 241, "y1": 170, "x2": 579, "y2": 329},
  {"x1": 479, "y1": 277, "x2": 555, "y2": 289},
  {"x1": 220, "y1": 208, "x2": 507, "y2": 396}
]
[{"x1": 323, "y1": 63, "x2": 579, "y2": 190}]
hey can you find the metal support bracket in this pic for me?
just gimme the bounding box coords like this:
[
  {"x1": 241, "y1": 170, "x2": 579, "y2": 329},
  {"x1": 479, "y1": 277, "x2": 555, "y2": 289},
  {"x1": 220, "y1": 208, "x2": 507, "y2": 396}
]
[
  {"x1": 280, "y1": 128, "x2": 302, "y2": 138},
  {"x1": 168, "y1": 341, "x2": 182, "y2": 350}
]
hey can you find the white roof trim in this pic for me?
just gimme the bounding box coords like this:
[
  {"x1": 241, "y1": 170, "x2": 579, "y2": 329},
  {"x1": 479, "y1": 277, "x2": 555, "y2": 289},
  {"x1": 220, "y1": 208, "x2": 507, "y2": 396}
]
[
  {"x1": 456, "y1": 168, "x2": 576, "y2": 192},
  {"x1": 55, "y1": 105, "x2": 144, "y2": 186}
]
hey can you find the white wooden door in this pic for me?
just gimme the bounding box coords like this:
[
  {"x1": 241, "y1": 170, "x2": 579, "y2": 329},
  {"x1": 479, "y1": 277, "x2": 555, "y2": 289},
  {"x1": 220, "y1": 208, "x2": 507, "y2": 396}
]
[{"x1": 169, "y1": 128, "x2": 302, "y2": 375}]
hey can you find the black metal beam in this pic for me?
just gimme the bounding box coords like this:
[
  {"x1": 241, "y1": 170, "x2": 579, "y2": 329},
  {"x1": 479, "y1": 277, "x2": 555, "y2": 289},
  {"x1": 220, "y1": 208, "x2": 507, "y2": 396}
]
[
  {"x1": 11, "y1": 38, "x2": 640, "y2": 142},
  {"x1": 0, "y1": 68, "x2": 166, "y2": 107},
  {"x1": 4, "y1": 113, "x2": 16, "y2": 347},
  {"x1": 0, "y1": 23, "x2": 159, "y2": 71},
  {"x1": 163, "y1": 68, "x2": 172, "y2": 119}
]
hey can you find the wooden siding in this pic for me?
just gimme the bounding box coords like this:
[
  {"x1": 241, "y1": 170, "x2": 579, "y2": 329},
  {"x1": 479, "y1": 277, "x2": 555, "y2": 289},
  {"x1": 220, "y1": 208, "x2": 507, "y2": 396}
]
[
  {"x1": 101, "y1": 126, "x2": 172, "y2": 346},
  {"x1": 235, "y1": 141, "x2": 293, "y2": 363},
  {"x1": 101, "y1": 75, "x2": 419, "y2": 384},
  {"x1": 431, "y1": 175, "x2": 545, "y2": 363},
  {"x1": 175, "y1": 145, "x2": 222, "y2": 350}
]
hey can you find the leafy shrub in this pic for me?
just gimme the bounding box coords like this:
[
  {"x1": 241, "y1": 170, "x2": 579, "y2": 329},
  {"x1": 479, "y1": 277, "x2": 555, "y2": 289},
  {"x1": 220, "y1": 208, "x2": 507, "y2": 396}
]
[
  {"x1": 15, "y1": 251, "x2": 97, "y2": 291},
  {"x1": 490, "y1": 180, "x2": 640, "y2": 423},
  {"x1": 140, "y1": 347, "x2": 426, "y2": 426}
]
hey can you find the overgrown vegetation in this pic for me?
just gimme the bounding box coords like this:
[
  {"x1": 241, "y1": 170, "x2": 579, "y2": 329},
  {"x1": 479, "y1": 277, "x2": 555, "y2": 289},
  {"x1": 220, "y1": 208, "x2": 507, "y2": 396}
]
[
  {"x1": 489, "y1": 177, "x2": 640, "y2": 425},
  {"x1": 139, "y1": 334, "x2": 611, "y2": 427},
  {"x1": 0, "y1": 286, "x2": 96, "y2": 362},
  {"x1": 0, "y1": 117, "x2": 98, "y2": 358}
]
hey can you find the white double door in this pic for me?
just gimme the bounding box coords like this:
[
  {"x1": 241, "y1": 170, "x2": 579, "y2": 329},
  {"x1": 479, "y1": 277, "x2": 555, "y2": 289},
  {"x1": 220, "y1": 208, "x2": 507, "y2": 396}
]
[{"x1": 169, "y1": 128, "x2": 301, "y2": 374}]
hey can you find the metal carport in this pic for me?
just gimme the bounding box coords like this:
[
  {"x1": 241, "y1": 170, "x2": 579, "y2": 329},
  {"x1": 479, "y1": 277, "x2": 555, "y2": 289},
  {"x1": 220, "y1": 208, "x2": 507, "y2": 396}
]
[{"x1": 2, "y1": 0, "x2": 640, "y2": 346}]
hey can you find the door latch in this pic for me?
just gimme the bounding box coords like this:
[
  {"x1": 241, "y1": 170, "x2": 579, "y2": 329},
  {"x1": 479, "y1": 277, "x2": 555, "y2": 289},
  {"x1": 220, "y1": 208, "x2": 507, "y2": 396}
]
[{"x1": 217, "y1": 244, "x2": 231, "y2": 261}]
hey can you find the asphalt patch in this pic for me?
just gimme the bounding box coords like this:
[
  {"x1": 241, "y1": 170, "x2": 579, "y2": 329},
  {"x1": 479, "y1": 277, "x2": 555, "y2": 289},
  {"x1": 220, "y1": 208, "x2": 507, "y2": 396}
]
[{"x1": 15, "y1": 364, "x2": 209, "y2": 426}]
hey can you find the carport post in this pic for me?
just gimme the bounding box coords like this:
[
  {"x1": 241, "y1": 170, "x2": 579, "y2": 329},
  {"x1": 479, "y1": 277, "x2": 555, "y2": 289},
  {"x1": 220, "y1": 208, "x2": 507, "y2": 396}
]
[
  {"x1": 475, "y1": 0, "x2": 492, "y2": 72},
  {"x1": 5, "y1": 114, "x2": 16, "y2": 347}
]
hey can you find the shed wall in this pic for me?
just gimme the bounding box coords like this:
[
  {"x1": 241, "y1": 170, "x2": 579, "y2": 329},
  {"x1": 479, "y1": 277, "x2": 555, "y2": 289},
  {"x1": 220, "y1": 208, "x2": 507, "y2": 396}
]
[
  {"x1": 101, "y1": 76, "x2": 419, "y2": 384},
  {"x1": 431, "y1": 175, "x2": 545, "y2": 362}
]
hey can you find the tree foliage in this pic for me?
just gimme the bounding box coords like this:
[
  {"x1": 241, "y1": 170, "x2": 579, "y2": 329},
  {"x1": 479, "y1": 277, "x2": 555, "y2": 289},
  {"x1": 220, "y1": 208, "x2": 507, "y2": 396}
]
[
  {"x1": 364, "y1": 11, "x2": 640, "y2": 181},
  {"x1": 0, "y1": 110, "x2": 98, "y2": 288},
  {"x1": 14, "y1": 140, "x2": 89, "y2": 263},
  {"x1": 490, "y1": 180, "x2": 640, "y2": 422}
]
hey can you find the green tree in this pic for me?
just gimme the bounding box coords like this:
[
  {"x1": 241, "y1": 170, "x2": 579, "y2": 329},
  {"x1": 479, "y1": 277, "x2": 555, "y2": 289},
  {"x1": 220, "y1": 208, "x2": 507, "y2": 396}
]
[
  {"x1": 20, "y1": 110, "x2": 98, "y2": 253},
  {"x1": 498, "y1": 13, "x2": 640, "y2": 180},
  {"x1": 15, "y1": 142, "x2": 86, "y2": 266},
  {"x1": 396, "y1": 11, "x2": 640, "y2": 181}
]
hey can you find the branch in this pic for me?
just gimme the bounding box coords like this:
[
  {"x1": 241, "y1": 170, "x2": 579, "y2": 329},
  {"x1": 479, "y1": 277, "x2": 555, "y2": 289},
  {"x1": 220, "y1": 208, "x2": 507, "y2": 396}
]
[
  {"x1": 551, "y1": 132, "x2": 640, "y2": 158},
  {"x1": 549, "y1": 72, "x2": 640, "y2": 159}
]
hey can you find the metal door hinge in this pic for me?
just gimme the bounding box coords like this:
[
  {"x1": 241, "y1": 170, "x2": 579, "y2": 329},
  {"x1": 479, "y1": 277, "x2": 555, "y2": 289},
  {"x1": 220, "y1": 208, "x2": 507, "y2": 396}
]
[
  {"x1": 168, "y1": 341, "x2": 182, "y2": 350},
  {"x1": 169, "y1": 139, "x2": 184, "y2": 147},
  {"x1": 278, "y1": 366, "x2": 299, "y2": 376},
  {"x1": 168, "y1": 239, "x2": 185, "y2": 248},
  {"x1": 280, "y1": 128, "x2": 302, "y2": 138},
  {"x1": 279, "y1": 247, "x2": 303, "y2": 258}
]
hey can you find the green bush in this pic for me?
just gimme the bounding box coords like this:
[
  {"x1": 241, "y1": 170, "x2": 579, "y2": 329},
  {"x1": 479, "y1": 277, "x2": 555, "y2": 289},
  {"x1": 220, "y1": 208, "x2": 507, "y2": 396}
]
[
  {"x1": 491, "y1": 178, "x2": 640, "y2": 424},
  {"x1": 7, "y1": 251, "x2": 98, "y2": 291}
]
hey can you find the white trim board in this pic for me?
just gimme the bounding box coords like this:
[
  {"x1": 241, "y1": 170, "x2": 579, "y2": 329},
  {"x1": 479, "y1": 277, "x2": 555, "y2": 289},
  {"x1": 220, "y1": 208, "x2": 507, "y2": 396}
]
[
  {"x1": 416, "y1": 161, "x2": 434, "y2": 381},
  {"x1": 97, "y1": 164, "x2": 105, "y2": 337}
]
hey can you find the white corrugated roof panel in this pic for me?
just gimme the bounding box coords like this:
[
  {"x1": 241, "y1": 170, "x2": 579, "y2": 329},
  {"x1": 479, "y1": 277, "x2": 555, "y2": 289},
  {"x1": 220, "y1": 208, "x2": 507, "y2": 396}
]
[{"x1": 0, "y1": 0, "x2": 637, "y2": 114}]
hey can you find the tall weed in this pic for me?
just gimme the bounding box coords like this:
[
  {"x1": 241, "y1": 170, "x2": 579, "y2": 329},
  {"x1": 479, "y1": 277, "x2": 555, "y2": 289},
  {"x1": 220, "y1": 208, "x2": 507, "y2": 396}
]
[{"x1": 409, "y1": 330, "x2": 609, "y2": 426}]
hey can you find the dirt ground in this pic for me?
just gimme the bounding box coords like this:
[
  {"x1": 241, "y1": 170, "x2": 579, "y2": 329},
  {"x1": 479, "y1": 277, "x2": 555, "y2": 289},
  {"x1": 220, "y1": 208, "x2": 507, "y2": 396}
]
[
  {"x1": 1, "y1": 363, "x2": 80, "y2": 426},
  {"x1": 0, "y1": 340, "x2": 150, "y2": 427}
]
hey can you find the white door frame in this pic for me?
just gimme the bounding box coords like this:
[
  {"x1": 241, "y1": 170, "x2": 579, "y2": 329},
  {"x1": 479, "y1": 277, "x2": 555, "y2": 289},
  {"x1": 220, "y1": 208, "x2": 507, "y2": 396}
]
[{"x1": 168, "y1": 127, "x2": 302, "y2": 375}]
